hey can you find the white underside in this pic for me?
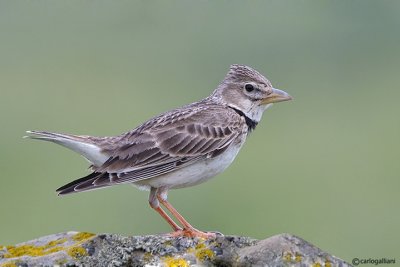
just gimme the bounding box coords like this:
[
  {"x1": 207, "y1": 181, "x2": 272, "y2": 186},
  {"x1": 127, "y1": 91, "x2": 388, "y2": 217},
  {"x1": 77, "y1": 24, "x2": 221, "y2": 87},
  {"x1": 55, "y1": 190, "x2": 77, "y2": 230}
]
[
  {"x1": 52, "y1": 139, "x2": 109, "y2": 166},
  {"x1": 133, "y1": 139, "x2": 245, "y2": 190}
]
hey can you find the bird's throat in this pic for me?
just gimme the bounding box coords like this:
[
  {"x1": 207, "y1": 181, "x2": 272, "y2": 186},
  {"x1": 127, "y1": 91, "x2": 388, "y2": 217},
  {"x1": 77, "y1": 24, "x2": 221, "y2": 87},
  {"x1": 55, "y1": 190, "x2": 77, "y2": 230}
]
[{"x1": 228, "y1": 106, "x2": 258, "y2": 132}]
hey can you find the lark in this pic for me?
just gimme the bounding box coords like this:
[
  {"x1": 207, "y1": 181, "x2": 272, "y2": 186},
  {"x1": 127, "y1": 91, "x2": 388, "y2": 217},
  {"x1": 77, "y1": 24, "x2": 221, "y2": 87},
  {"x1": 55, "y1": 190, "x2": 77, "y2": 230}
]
[{"x1": 26, "y1": 64, "x2": 292, "y2": 238}]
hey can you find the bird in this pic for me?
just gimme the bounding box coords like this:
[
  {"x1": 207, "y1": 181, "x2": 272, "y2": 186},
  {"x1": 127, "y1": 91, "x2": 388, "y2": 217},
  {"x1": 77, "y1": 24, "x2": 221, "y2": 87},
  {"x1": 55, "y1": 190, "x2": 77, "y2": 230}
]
[{"x1": 25, "y1": 64, "x2": 292, "y2": 238}]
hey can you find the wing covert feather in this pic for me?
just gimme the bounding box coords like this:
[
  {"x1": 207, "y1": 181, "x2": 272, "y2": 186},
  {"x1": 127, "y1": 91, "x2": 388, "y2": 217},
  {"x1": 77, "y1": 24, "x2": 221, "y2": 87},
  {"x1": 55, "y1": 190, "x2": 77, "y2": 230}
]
[{"x1": 93, "y1": 105, "x2": 244, "y2": 183}]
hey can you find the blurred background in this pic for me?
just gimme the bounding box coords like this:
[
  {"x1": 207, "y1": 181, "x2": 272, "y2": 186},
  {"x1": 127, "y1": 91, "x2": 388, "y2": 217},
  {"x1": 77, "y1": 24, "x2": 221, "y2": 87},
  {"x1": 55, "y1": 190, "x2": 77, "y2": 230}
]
[{"x1": 1, "y1": 1, "x2": 399, "y2": 263}]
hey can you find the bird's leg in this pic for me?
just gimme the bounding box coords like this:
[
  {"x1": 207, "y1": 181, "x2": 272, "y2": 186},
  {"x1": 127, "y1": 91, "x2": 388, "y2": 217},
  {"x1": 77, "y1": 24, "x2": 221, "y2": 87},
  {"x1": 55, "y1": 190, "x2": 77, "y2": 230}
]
[
  {"x1": 149, "y1": 187, "x2": 182, "y2": 231},
  {"x1": 157, "y1": 187, "x2": 215, "y2": 239}
]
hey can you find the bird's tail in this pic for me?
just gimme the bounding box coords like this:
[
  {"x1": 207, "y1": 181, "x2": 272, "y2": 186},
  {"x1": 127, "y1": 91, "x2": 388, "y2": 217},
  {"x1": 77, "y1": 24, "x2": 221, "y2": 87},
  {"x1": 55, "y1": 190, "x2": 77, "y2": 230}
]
[
  {"x1": 56, "y1": 171, "x2": 112, "y2": 195},
  {"x1": 24, "y1": 130, "x2": 109, "y2": 166}
]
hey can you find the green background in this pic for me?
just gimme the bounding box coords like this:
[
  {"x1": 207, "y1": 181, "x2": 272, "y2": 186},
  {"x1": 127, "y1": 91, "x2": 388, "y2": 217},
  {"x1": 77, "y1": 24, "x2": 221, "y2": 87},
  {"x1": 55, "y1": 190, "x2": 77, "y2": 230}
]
[{"x1": 1, "y1": 1, "x2": 399, "y2": 264}]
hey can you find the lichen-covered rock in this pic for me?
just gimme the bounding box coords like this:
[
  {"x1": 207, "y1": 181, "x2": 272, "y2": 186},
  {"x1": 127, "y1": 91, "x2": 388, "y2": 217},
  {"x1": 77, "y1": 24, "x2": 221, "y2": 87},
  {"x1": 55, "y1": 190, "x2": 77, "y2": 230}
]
[
  {"x1": 0, "y1": 232, "x2": 350, "y2": 267},
  {"x1": 0, "y1": 231, "x2": 95, "y2": 267}
]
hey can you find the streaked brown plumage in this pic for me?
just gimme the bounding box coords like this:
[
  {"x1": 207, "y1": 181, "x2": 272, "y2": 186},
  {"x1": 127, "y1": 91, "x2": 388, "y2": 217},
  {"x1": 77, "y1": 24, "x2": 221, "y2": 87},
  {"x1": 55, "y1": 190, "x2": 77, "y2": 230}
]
[{"x1": 26, "y1": 64, "x2": 292, "y2": 238}]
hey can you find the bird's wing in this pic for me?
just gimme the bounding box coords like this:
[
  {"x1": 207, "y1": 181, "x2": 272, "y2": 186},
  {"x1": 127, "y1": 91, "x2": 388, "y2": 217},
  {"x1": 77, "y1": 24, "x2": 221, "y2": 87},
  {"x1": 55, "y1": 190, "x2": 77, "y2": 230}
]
[
  {"x1": 98, "y1": 105, "x2": 243, "y2": 175},
  {"x1": 57, "y1": 105, "x2": 245, "y2": 194}
]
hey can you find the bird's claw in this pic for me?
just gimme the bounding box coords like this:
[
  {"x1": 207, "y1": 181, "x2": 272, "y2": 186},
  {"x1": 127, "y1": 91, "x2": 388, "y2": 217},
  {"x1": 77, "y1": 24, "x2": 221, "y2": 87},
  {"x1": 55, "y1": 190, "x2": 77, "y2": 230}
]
[{"x1": 168, "y1": 228, "x2": 216, "y2": 239}]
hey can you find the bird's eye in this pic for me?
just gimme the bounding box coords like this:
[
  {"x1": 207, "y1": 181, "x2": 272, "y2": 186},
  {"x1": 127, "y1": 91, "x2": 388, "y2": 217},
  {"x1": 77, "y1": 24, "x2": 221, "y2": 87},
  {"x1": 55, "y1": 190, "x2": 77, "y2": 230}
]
[{"x1": 244, "y1": 83, "x2": 255, "y2": 92}]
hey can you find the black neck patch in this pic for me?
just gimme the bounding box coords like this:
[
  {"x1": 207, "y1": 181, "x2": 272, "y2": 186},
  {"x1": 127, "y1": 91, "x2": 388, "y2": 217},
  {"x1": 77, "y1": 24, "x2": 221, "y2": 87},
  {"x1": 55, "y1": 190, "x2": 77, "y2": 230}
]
[{"x1": 229, "y1": 106, "x2": 258, "y2": 131}]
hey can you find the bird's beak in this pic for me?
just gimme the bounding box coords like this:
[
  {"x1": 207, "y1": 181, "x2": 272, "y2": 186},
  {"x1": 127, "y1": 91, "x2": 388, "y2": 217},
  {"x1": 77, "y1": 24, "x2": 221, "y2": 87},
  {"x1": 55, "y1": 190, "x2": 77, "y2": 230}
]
[{"x1": 261, "y1": 88, "x2": 292, "y2": 105}]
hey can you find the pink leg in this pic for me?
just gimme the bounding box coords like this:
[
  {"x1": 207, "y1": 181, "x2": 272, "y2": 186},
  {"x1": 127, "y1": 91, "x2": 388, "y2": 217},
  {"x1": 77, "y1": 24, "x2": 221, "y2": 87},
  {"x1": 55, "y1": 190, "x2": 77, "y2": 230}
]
[
  {"x1": 157, "y1": 188, "x2": 215, "y2": 239},
  {"x1": 149, "y1": 188, "x2": 182, "y2": 231}
]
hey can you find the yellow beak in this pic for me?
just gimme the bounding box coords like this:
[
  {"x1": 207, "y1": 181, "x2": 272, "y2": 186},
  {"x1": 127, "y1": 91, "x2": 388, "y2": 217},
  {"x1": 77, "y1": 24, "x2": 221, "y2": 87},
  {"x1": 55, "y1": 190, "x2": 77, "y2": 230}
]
[{"x1": 261, "y1": 88, "x2": 292, "y2": 105}]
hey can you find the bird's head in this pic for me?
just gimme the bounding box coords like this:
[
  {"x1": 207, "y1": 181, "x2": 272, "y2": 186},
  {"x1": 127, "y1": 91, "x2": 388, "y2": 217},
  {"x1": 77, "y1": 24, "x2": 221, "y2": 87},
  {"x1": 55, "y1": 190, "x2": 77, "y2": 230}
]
[{"x1": 213, "y1": 64, "x2": 292, "y2": 122}]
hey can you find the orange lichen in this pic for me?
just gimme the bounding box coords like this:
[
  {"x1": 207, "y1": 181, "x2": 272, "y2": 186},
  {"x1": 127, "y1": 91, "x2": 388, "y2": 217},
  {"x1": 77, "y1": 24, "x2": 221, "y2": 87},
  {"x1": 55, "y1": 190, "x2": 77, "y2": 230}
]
[
  {"x1": 142, "y1": 252, "x2": 153, "y2": 262},
  {"x1": 67, "y1": 246, "x2": 88, "y2": 258},
  {"x1": 295, "y1": 252, "x2": 302, "y2": 262},
  {"x1": 3, "y1": 245, "x2": 45, "y2": 258},
  {"x1": 194, "y1": 243, "x2": 214, "y2": 261},
  {"x1": 72, "y1": 232, "x2": 95, "y2": 242},
  {"x1": 46, "y1": 246, "x2": 64, "y2": 254},
  {"x1": 1, "y1": 262, "x2": 18, "y2": 267},
  {"x1": 195, "y1": 243, "x2": 205, "y2": 250},
  {"x1": 283, "y1": 252, "x2": 293, "y2": 262},
  {"x1": 2, "y1": 242, "x2": 66, "y2": 259},
  {"x1": 0, "y1": 232, "x2": 95, "y2": 263},
  {"x1": 45, "y1": 238, "x2": 67, "y2": 247},
  {"x1": 163, "y1": 257, "x2": 189, "y2": 267}
]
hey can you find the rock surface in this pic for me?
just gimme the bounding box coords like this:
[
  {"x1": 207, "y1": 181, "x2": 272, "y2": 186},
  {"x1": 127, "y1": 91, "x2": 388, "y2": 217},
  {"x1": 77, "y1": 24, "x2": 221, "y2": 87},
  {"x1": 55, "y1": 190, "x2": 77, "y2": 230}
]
[{"x1": 0, "y1": 231, "x2": 351, "y2": 267}]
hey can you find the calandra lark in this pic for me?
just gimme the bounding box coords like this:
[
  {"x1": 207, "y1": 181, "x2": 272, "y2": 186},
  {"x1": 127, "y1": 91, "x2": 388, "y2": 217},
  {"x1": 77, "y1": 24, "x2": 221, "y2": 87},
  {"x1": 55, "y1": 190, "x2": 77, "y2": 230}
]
[{"x1": 26, "y1": 64, "x2": 292, "y2": 238}]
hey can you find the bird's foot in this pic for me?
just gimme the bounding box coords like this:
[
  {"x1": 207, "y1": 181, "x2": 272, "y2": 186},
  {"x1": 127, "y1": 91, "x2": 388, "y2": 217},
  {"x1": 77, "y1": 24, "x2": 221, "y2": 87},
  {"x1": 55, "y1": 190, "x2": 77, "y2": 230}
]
[{"x1": 168, "y1": 228, "x2": 216, "y2": 239}]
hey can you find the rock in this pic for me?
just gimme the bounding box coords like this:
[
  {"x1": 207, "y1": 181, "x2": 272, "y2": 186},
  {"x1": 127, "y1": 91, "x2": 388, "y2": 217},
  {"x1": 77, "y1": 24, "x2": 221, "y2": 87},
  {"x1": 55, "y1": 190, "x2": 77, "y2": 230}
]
[{"x1": 0, "y1": 232, "x2": 351, "y2": 267}]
